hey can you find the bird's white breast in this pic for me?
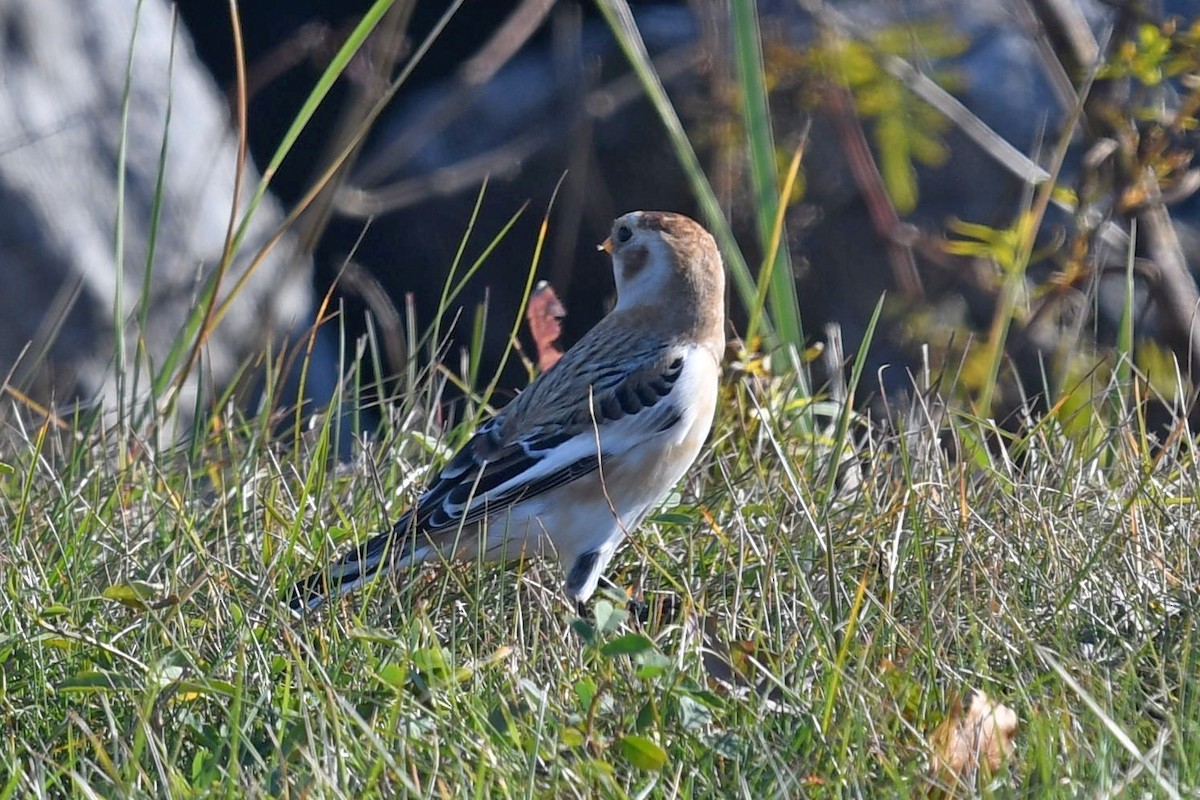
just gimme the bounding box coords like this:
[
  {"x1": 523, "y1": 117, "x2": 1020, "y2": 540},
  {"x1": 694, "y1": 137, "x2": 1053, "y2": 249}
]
[{"x1": 470, "y1": 343, "x2": 720, "y2": 567}]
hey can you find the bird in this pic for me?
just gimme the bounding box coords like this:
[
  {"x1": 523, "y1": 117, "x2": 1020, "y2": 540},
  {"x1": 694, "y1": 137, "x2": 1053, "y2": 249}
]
[{"x1": 289, "y1": 210, "x2": 726, "y2": 614}]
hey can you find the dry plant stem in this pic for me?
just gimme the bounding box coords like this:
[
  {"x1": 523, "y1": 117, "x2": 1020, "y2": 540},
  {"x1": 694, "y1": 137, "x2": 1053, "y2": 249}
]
[
  {"x1": 1138, "y1": 196, "x2": 1200, "y2": 379},
  {"x1": 796, "y1": 0, "x2": 1128, "y2": 254},
  {"x1": 7, "y1": 275, "x2": 85, "y2": 399},
  {"x1": 975, "y1": 18, "x2": 1102, "y2": 417},
  {"x1": 1025, "y1": 0, "x2": 1099, "y2": 75},
  {"x1": 795, "y1": 0, "x2": 1049, "y2": 188},
  {"x1": 295, "y1": 1, "x2": 416, "y2": 256},
  {"x1": 207, "y1": 0, "x2": 468, "y2": 333},
  {"x1": 351, "y1": 0, "x2": 557, "y2": 188},
  {"x1": 546, "y1": 4, "x2": 593, "y2": 299},
  {"x1": 235, "y1": 21, "x2": 334, "y2": 114},
  {"x1": 1022, "y1": 0, "x2": 1200, "y2": 379},
  {"x1": 338, "y1": 261, "x2": 409, "y2": 381},
  {"x1": 825, "y1": 85, "x2": 923, "y2": 300},
  {"x1": 169, "y1": 0, "x2": 250, "y2": 407},
  {"x1": 1016, "y1": 0, "x2": 1096, "y2": 110},
  {"x1": 337, "y1": 44, "x2": 701, "y2": 217}
]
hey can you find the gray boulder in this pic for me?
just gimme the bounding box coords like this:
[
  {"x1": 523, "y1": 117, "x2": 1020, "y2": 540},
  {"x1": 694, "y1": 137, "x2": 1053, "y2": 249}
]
[{"x1": 0, "y1": 0, "x2": 311, "y2": 431}]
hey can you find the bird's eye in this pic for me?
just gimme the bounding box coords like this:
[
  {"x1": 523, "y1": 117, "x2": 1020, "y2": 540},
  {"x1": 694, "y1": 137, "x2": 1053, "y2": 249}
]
[{"x1": 615, "y1": 225, "x2": 633, "y2": 243}]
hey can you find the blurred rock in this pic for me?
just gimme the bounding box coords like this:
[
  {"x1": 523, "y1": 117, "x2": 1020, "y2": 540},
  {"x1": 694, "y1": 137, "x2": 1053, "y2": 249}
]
[{"x1": 0, "y1": 0, "x2": 311, "y2": 431}]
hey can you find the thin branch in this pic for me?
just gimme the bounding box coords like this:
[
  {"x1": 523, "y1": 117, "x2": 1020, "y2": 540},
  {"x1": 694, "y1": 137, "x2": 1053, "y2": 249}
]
[
  {"x1": 351, "y1": 0, "x2": 557, "y2": 188},
  {"x1": 826, "y1": 86, "x2": 923, "y2": 299}
]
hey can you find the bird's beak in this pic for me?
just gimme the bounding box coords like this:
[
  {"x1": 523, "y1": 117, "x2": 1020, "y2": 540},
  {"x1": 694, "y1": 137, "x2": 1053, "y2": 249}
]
[{"x1": 598, "y1": 237, "x2": 614, "y2": 254}]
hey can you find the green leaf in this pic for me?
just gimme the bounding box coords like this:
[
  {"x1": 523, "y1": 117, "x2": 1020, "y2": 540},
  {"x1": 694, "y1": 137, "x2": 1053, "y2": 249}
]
[
  {"x1": 634, "y1": 651, "x2": 672, "y2": 679},
  {"x1": 149, "y1": 664, "x2": 184, "y2": 688},
  {"x1": 378, "y1": 662, "x2": 408, "y2": 691},
  {"x1": 411, "y1": 646, "x2": 453, "y2": 683},
  {"x1": 648, "y1": 512, "x2": 693, "y2": 525},
  {"x1": 635, "y1": 700, "x2": 655, "y2": 732},
  {"x1": 593, "y1": 600, "x2": 627, "y2": 635},
  {"x1": 102, "y1": 581, "x2": 162, "y2": 610},
  {"x1": 519, "y1": 679, "x2": 548, "y2": 706},
  {"x1": 571, "y1": 617, "x2": 597, "y2": 645},
  {"x1": 909, "y1": 127, "x2": 949, "y2": 166},
  {"x1": 57, "y1": 670, "x2": 136, "y2": 694},
  {"x1": 634, "y1": 662, "x2": 667, "y2": 680},
  {"x1": 487, "y1": 703, "x2": 514, "y2": 738},
  {"x1": 600, "y1": 633, "x2": 655, "y2": 658},
  {"x1": 575, "y1": 677, "x2": 597, "y2": 711},
  {"x1": 732, "y1": 0, "x2": 803, "y2": 354},
  {"x1": 348, "y1": 626, "x2": 406, "y2": 647},
  {"x1": 678, "y1": 695, "x2": 713, "y2": 731},
  {"x1": 877, "y1": 115, "x2": 918, "y2": 213},
  {"x1": 176, "y1": 678, "x2": 237, "y2": 699},
  {"x1": 618, "y1": 734, "x2": 668, "y2": 770}
]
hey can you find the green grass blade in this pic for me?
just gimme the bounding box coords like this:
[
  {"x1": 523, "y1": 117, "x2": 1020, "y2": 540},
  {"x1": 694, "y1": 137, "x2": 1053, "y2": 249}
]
[
  {"x1": 595, "y1": 0, "x2": 765, "y2": 337},
  {"x1": 731, "y1": 0, "x2": 804, "y2": 354}
]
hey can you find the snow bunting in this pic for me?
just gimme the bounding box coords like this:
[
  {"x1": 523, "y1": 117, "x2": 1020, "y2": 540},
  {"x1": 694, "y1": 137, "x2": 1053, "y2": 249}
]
[{"x1": 290, "y1": 211, "x2": 725, "y2": 613}]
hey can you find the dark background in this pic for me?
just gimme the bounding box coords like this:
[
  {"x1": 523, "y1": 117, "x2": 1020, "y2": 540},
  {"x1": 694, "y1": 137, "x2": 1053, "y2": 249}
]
[{"x1": 172, "y1": 0, "x2": 1200, "y2": 428}]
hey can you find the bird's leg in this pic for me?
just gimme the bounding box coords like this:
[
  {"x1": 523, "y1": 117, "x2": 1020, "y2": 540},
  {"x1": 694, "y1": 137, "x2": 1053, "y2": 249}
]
[
  {"x1": 572, "y1": 577, "x2": 682, "y2": 630},
  {"x1": 572, "y1": 575, "x2": 629, "y2": 620}
]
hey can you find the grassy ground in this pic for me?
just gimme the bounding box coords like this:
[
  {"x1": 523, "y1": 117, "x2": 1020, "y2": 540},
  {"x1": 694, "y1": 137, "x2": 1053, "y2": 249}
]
[{"x1": 2, "y1": 353, "x2": 1197, "y2": 798}]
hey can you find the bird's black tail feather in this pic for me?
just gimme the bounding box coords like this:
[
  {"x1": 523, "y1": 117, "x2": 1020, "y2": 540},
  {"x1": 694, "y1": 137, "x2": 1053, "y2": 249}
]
[{"x1": 288, "y1": 517, "x2": 419, "y2": 613}]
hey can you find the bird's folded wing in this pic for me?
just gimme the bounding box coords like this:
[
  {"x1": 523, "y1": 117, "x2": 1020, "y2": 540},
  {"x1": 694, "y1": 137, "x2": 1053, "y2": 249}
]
[{"x1": 400, "y1": 344, "x2": 689, "y2": 539}]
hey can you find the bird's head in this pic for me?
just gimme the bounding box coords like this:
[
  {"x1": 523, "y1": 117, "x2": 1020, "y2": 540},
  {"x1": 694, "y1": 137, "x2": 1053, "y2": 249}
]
[{"x1": 599, "y1": 211, "x2": 724, "y2": 328}]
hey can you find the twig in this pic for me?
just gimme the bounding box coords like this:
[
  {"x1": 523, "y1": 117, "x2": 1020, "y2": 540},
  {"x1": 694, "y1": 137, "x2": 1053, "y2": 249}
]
[
  {"x1": 792, "y1": 0, "x2": 1130, "y2": 253},
  {"x1": 294, "y1": 1, "x2": 416, "y2": 255},
  {"x1": 1013, "y1": 0, "x2": 1087, "y2": 112},
  {"x1": 1019, "y1": 0, "x2": 1200, "y2": 378},
  {"x1": 1138, "y1": 196, "x2": 1200, "y2": 378},
  {"x1": 334, "y1": 44, "x2": 701, "y2": 217},
  {"x1": 1022, "y1": 0, "x2": 1099, "y2": 92},
  {"x1": 351, "y1": 0, "x2": 557, "y2": 188},
  {"x1": 825, "y1": 85, "x2": 923, "y2": 299}
]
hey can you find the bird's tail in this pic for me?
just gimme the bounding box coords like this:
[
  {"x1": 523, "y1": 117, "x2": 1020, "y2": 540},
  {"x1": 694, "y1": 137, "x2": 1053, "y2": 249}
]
[{"x1": 288, "y1": 516, "x2": 422, "y2": 613}]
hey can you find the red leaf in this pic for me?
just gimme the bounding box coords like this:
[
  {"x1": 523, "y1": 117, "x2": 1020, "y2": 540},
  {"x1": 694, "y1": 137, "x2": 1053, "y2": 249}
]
[{"x1": 526, "y1": 280, "x2": 566, "y2": 372}]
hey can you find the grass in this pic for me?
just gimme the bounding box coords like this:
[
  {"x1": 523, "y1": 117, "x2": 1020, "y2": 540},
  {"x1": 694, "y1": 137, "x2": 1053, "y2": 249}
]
[{"x1": 2, "y1": 344, "x2": 1198, "y2": 797}]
